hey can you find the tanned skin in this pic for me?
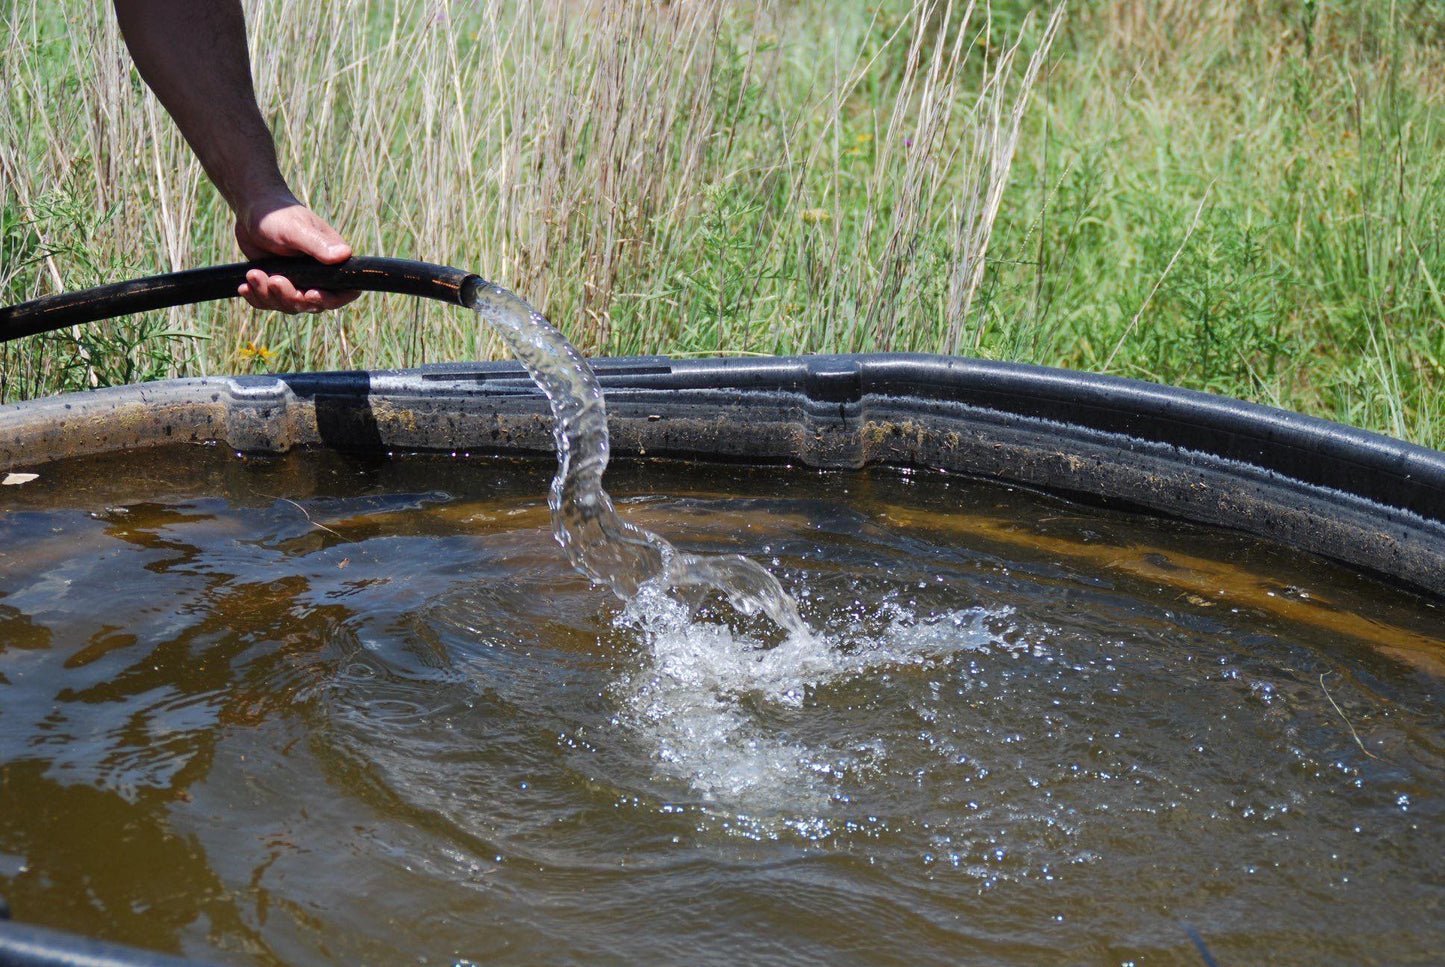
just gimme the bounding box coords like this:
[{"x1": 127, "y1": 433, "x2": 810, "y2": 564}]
[{"x1": 113, "y1": 0, "x2": 359, "y2": 314}]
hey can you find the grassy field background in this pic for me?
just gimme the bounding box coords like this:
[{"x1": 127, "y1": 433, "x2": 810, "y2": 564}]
[{"x1": 3, "y1": 0, "x2": 1443, "y2": 448}]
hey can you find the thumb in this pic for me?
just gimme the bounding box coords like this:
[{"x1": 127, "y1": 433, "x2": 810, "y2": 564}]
[
  {"x1": 266, "y1": 207, "x2": 353, "y2": 264},
  {"x1": 303, "y1": 222, "x2": 353, "y2": 264}
]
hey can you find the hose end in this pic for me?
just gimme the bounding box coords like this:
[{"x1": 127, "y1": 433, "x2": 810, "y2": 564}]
[{"x1": 458, "y1": 274, "x2": 487, "y2": 309}]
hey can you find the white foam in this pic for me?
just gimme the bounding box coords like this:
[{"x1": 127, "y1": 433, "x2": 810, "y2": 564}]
[{"x1": 614, "y1": 587, "x2": 1017, "y2": 812}]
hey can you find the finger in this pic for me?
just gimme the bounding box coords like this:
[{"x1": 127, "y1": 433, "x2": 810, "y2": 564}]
[
  {"x1": 245, "y1": 274, "x2": 297, "y2": 315},
  {"x1": 300, "y1": 216, "x2": 352, "y2": 264},
  {"x1": 240, "y1": 268, "x2": 355, "y2": 314},
  {"x1": 272, "y1": 211, "x2": 351, "y2": 264},
  {"x1": 312, "y1": 234, "x2": 352, "y2": 264},
  {"x1": 245, "y1": 269, "x2": 269, "y2": 295},
  {"x1": 239, "y1": 284, "x2": 266, "y2": 311},
  {"x1": 276, "y1": 280, "x2": 333, "y2": 315},
  {"x1": 302, "y1": 288, "x2": 361, "y2": 311},
  {"x1": 324, "y1": 289, "x2": 362, "y2": 309},
  {"x1": 240, "y1": 270, "x2": 274, "y2": 310},
  {"x1": 266, "y1": 274, "x2": 308, "y2": 315}
]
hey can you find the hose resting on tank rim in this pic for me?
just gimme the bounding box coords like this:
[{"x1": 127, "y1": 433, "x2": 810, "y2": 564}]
[{"x1": 0, "y1": 257, "x2": 486, "y2": 343}]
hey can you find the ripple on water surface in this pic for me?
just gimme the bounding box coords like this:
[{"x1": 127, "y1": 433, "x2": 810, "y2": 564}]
[{"x1": 0, "y1": 447, "x2": 1442, "y2": 966}]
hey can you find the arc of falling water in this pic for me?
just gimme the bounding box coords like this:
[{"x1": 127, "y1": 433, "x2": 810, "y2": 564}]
[{"x1": 468, "y1": 283, "x2": 809, "y2": 638}]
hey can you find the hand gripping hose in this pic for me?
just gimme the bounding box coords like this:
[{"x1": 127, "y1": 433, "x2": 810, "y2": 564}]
[{"x1": 0, "y1": 257, "x2": 485, "y2": 342}]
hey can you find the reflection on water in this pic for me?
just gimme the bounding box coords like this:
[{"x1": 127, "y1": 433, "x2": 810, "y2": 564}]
[{"x1": 1, "y1": 447, "x2": 1443, "y2": 966}]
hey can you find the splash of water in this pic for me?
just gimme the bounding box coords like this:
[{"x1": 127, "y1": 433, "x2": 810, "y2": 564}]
[
  {"x1": 467, "y1": 282, "x2": 808, "y2": 637},
  {"x1": 614, "y1": 589, "x2": 1015, "y2": 810}
]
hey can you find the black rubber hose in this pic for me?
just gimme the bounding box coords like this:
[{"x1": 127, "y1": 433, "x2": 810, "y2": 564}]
[{"x1": 0, "y1": 256, "x2": 485, "y2": 343}]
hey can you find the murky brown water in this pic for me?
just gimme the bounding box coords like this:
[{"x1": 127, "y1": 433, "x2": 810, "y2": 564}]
[{"x1": 1, "y1": 446, "x2": 1442, "y2": 966}]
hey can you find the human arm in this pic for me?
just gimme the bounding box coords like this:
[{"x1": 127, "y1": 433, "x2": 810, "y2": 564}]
[{"x1": 112, "y1": 0, "x2": 359, "y2": 313}]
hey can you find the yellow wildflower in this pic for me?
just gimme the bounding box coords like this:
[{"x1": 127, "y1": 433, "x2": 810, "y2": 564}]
[{"x1": 239, "y1": 341, "x2": 276, "y2": 364}]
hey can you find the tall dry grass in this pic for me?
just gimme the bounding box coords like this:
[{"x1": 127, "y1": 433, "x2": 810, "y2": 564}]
[{"x1": 1, "y1": 0, "x2": 1061, "y2": 399}]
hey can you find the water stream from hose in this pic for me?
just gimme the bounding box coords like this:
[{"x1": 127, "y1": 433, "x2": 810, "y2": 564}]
[{"x1": 467, "y1": 282, "x2": 809, "y2": 638}]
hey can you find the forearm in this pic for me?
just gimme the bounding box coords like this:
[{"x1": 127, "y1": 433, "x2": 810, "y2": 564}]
[
  {"x1": 114, "y1": 0, "x2": 356, "y2": 312},
  {"x1": 113, "y1": 0, "x2": 291, "y2": 214}
]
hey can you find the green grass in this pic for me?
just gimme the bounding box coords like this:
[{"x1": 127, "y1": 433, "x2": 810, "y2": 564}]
[
  {"x1": 3, "y1": 0, "x2": 1444, "y2": 448},
  {"x1": 990, "y1": 1, "x2": 1445, "y2": 446}
]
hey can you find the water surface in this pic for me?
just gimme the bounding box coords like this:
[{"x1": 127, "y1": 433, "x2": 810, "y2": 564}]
[{"x1": 1, "y1": 447, "x2": 1442, "y2": 966}]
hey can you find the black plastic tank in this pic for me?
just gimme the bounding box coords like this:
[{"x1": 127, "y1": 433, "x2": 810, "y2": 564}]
[{"x1": 2, "y1": 352, "x2": 1444, "y2": 965}]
